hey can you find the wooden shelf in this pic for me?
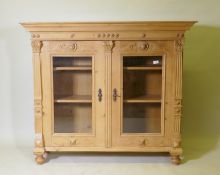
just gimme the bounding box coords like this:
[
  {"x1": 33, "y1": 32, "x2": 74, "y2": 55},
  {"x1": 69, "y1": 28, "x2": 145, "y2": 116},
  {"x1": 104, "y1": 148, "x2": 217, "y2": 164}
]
[
  {"x1": 53, "y1": 66, "x2": 92, "y2": 71},
  {"x1": 124, "y1": 66, "x2": 162, "y2": 70},
  {"x1": 54, "y1": 95, "x2": 92, "y2": 103},
  {"x1": 123, "y1": 95, "x2": 161, "y2": 103}
]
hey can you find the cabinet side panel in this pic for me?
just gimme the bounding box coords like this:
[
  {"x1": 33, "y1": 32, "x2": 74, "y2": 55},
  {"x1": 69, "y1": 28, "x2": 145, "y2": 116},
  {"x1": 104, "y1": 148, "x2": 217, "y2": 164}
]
[{"x1": 41, "y1": 51, "x2": 53, "y2": 147}]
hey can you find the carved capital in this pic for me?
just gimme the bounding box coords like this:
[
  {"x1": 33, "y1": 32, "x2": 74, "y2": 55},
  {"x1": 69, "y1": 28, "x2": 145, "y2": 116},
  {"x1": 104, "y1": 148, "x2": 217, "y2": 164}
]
[
  {"x1": 103, "y1": 41, "x2": 115, "y2": 52},
  {"x1": 175, "y1": 39, "x2": 184, "y2": 52},
  {"x1": 32, "y1": 40, "x2": 43, "y2": 53}
]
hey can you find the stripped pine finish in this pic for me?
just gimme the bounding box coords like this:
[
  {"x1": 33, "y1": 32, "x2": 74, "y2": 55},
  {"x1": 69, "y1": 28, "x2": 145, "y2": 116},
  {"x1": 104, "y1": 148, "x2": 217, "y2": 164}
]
[{"x1": 21, "y1": 21, "x2": 196, "y2": 165}]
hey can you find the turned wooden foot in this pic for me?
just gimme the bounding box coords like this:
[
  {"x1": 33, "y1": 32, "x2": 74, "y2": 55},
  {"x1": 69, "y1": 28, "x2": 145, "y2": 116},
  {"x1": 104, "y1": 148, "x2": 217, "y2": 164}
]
[
  {"x1": 171, "y1": 155, "x2": 181, "y2": 165},
  {"x1": 35, "y1": 154, "x2": 46, "y2": 164}
]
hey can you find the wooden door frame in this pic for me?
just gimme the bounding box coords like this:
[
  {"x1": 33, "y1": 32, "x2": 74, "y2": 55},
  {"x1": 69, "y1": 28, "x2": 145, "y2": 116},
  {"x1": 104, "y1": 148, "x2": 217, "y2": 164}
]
[
  {"x1": 41, "y1": 41, "x2": 106, "y2": 148},
  {"x1": 111, "y1": 41, "x2": 174, "y2": 148}
]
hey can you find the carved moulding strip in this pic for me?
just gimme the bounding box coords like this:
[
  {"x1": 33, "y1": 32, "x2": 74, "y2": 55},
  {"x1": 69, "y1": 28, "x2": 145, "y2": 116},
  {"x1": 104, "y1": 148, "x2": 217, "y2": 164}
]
[
  {"x1": 44, "y1": 41, "x2": 99, "y2": 53},
  {"x1": 97, "y1": 32, "x2": 119, "y2": 39},
  {"x1": 31, "y1": 33, "x2": 40, "y2": 39}
]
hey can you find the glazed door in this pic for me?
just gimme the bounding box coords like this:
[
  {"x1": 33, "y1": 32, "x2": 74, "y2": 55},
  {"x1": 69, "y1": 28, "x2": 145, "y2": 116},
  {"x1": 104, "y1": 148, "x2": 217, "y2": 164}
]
[
  {"x1": 112, "y1": 41, "x2": 174, "y2": 148},
  {"x1": 41, "y1": 41, "x2": 106, "y2": 148}
]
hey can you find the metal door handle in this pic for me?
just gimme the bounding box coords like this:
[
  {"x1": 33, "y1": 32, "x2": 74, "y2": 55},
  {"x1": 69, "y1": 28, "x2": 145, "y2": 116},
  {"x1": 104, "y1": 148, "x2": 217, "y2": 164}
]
[
  {"x1": 98, "y1": 89, "x2": 102, "y2": 102},
  {"x1": 113, "y1": 88, "x2": 120, "y2": 101}
]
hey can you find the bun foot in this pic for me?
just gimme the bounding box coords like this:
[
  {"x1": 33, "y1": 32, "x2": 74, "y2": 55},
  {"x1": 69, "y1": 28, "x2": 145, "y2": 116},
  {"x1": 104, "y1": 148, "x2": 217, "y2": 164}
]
[
  {"x1": 35, "y1": 155, "x2": 45, "y2": 164},
  {"x1": 171, "y1": 155, "x2": 181, "y2": 165}
]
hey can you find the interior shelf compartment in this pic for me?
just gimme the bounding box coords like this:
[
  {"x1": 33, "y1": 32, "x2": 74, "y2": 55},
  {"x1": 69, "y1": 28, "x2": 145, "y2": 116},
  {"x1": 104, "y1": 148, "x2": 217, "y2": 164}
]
[
  {"x1": 123, "y1": 56, "x2": 162, "y2": 67},
  {"x1": 53, "y1": 70, "x2": 92, "y2": 102},
  {"x1": 123, "y1": 70, "x2": 162, "y2": 100}
]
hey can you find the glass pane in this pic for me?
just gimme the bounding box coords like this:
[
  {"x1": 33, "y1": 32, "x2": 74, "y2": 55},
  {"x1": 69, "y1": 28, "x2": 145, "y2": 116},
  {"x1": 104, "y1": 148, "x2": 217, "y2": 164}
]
[
  {"x1": 53, "y1": 71, "x2": 92, "y2": 100},
  {"x1": 54, "y1": 104, "x2": 92, "y2": 133},
  {"x1": 123, "y1": 56, "x2": 162, "y2": 67},
  {"x1": 123, "y1": 103, "x2": 161, "y2": 133},
  {"x1": 53, "y1": 56, "x2": 92, "y2": 133},
  {"x1": 123, "y1": 56, "x2": 162, "y2": 133},
  {"x1": 123, "y1": 70, "x2": 162, "y2": 99},
  {"x1": 53, "y1": 56, "x2": 92, "y2": 67}
]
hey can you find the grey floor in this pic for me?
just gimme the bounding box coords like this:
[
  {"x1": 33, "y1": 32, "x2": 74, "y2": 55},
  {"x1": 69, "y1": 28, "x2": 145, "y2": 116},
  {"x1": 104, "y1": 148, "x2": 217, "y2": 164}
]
[{"x1": 0, "y1": 139, "x2": 219, "y2": 175}]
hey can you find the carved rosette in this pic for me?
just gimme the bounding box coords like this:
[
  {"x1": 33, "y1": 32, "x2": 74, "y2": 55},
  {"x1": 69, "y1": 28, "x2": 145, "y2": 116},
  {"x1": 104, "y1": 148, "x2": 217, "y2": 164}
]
[
  {"x1": 130, "y1": 41, "x2": 149, "y2": 51},
  {"x1": 173, "y1": 36, "x2": 184, "y2": 148},
  {"x1": 32, "y1": 40, "x2": 43, "y2": 53},
  {"x1": 120, "y1": 41, "x2": 150, "y2": 53},
  {"x1": 59, "y1": 42, "x2": 77, "y2": 51}
]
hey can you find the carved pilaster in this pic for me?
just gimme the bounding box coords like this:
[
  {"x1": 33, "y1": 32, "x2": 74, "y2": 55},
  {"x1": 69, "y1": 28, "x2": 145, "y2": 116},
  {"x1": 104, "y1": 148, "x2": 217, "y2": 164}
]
[
  {"x1": 32, "y1": 39, "x2": 45, "y2": 161},
  {"x1": 103, "y1": 41, "x2": 115, "y2": 148},
  {"x1": 173, "y1": 37, "x2": 184, "y2": 148}
]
